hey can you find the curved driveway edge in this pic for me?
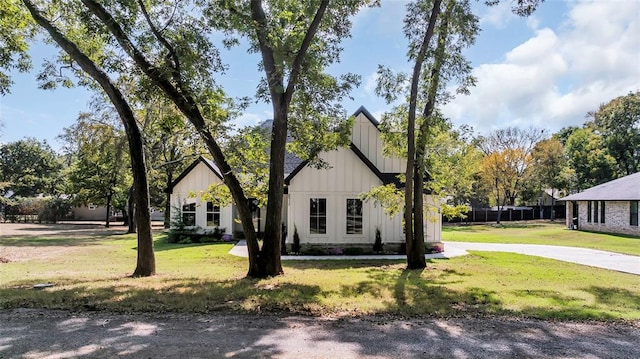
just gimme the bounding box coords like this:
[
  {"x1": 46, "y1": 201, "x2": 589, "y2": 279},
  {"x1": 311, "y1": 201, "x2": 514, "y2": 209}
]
[
  {"x1": 229, "y1": 240, "x2": 639, "y2": 275},
  {"x1": 444, "y1": 242, "x2": 640, "y2": 275}
]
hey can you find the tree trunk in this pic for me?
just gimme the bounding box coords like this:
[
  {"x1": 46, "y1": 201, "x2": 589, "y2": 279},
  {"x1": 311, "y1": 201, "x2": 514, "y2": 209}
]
[
  {"x1": 105, "y1": 192, "x2": 112, "y2": 228},
  {"x1": 128, "y1": 186, "x2": 136, "y2": 233},
  {"x1": 404, "y1": 0, "x2": 441, "y2": 267},
  {"x1": 24, "y1": 0, "x2": 155, "y2": 276},
  {"x1": 164, "y1": 170, "x2": 172, "y2": 229},
  {"x1": 249, "y1": 98, "x2": 286, "y2": 278}
]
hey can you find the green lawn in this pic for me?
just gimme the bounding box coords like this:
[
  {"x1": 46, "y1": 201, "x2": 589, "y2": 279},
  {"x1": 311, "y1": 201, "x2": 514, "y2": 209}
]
[
  {"x1": 1, "y1": 232, "x2": 639, "y2": 321},
  {"x1": 443, "y1": 222, "x2": 640, "y2": 256}
]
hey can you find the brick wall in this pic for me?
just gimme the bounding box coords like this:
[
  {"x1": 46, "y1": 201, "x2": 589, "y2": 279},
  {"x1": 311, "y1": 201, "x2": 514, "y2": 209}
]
[{"x1": 567, "y1": 200, "x2": 640, "y2": 237}]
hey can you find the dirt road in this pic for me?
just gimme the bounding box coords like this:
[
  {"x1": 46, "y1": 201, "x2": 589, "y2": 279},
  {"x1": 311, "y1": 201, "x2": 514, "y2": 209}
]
[{"x1": 1, "y1": 309, "x2": 638, "y2": 359}]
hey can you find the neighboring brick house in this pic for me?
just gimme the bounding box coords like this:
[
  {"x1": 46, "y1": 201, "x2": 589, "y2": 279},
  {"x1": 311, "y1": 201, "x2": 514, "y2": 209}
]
[{"x1": 561, "y1": 172, "x2": 640, "y2": 236}]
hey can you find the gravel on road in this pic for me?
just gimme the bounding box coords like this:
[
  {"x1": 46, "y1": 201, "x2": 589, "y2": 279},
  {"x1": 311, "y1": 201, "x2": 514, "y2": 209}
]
[{"x1": 1, "y1": 309, "x2": 638, "y2": 359}]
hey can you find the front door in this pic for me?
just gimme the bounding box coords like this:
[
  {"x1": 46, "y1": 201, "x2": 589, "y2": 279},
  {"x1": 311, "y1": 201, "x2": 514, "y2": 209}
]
[{"x1": 572, "y1": 201, "x2": 579, "y2": 229}]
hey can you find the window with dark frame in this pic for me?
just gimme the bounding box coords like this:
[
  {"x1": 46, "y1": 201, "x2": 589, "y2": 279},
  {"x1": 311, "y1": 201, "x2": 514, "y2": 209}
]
[
  {"x1": 182, "y1": 202, "x2": 196, "y2": 226},
  {"x1": 310, "y1": 198, "x2": 327, "y2": 234},
  {"x1": 346, "y1": 199, "x2": 363, "y2": 234},
  {"x1": 206, "y1": 202, "x2": 220, "y2": 227},
  {"x1": 600, "y1": 201, "x2": 605, "y2": 224},
  {"x1": 593, "y1": 200, "x2": 599, "y2": 223},
  {"x1": 587, "y1": 201, "x2": 592, "y2": 223},
  {"x1": 631, "y1": 201, "x2": 639, "y2": 226}
]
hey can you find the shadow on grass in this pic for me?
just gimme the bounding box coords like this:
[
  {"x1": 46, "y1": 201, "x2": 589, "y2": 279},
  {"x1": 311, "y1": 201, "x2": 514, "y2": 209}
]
[
  {"x1": 151, "y1": 237, "x2": 236, "y2": 252},
  {"x1": 1, "y1": 264, "x2": 637, "y2": 321},
  {"x1": 511, "y1": 286, "x2": 640, "y2": 320}
]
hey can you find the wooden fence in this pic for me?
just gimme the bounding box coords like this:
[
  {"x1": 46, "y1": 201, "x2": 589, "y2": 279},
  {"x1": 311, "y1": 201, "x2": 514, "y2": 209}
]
[{"x1": 444, "y1": 205, "x2": 566, "y2": 223}]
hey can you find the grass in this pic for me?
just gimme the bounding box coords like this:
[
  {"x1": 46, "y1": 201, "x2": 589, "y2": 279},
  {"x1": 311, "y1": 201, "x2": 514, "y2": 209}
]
[
  {"x1": 1, "y1": 231, "x2": 639, "y2": 322},
  {"x1": 443, "y1": 222, "x2": 640, "y2": 256}
]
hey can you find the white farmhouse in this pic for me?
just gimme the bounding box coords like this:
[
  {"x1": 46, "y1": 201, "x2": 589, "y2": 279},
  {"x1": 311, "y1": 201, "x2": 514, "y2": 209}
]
[{"x1": 168, "y1": 106, "x2": 442, "y2": 252}]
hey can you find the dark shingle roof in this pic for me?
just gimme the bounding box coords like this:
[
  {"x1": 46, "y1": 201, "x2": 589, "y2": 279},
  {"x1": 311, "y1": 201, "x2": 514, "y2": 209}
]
[
  {"x1": 560, "y1": 172, "x2": 640, "y2": 201},
  {"x1": 258, "y1": 119, "x2": 303, "y2": 175}
]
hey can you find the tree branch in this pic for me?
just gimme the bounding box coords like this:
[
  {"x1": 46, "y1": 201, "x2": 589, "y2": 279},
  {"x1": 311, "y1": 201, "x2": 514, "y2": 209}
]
[
  {"x1": 135, "y1": 0, "x2": 183, "y2": 87},
  {"x1": 284, "y1": 0, "x2": 329, "y2": 104},
  {"x1": 250, "y1": 0, "x2": 282, "y2": 103}
]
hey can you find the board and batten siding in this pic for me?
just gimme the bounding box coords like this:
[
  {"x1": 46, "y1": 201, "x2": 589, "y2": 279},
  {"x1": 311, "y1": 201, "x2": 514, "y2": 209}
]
[
  {"x1": 169, "y1": 161, "x2": 233, "y2": 233},
  {"x1": 287, "y1": 147, "x2": 403, "y2": 245},
  {"x1": 351, "y1": 112, "x2": 405, "y2": 173}
]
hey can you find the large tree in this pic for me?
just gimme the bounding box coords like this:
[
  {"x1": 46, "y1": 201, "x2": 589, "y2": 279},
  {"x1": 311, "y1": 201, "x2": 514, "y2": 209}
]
[
  {"x1": 0, "y1": 138, "x2": 62, "y2": 197},
  {"x1": 209, "y1": 1, "x2": 372, "y2": 276},
  {"x1": 375, "y1": 0, "x2": 481, "y2": 268},
  {"x1": 590, "y1": 91, "x2": 640, "y2": 176},
  {"x1": 22, "y1": 0, "x2": 369, "y2": 278},
  {"x1": 59, "y1": 110, "x2": 130, "y2": 228},
  {"x1": 532, "y1": 137, "x2": 565, "y2": 220},
  {"x1": 23, "y1": 0, "x2": 155, "y2": 276},
  {"x1": 479, "y1": 127, "x2": 545, "y2": 222},
  {"x1": 564, "y1": 127, "x2": 617, "y2": 191}
]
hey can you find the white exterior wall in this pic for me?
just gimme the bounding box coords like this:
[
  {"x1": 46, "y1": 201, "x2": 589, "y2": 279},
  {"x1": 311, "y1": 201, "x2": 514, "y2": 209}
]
[
  {"x1": 169, "y1": 161, "x2": 233, "y2": 234},
  {"x1": 287, "y1": 147, "x2": 404, "y2": 245},
  {"x1": 423, "y1": 195, "x2": 442, "y2": 243},
  {"x1": 351, "y1": 113, "x2": 405, "y2": 173}
]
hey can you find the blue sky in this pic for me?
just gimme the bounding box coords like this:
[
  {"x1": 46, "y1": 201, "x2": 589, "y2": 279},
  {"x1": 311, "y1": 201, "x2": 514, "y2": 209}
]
[{"x1": 1, "y1": 0, "x2": 639, "y2": 151}]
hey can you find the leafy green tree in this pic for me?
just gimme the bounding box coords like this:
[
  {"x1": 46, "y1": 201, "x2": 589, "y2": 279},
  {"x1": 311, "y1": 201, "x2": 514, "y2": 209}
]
[
  {"x1": 59, "y1": 111, "x2": 130, "y2": 228},
  {"x1": 23, "y1": 0, "x2": 155, "y2": 276},
  {"x1": 532, "y1": 137, "x2": 565, "y2": 220},
  {"x1": 564, "y1": 127, "x2": 617, "y2": 191},
  {"x1": 590, "y1": 91, "x2": 640, "y2": 176},
  {"x1": 0, "y1": 0, "x2": 35, "y2": 95},
  {"x1": 374, "y1": 0, "x2": 480, "y2": 268},
  {"x1": 21, "y1": 0, "x2": 369, "y2": 278},
  {"x1": 479, "y1": 127, "x2": 544, "y2": 222},
  {"x1": 208, "y1": 0, "x2": 373, "y2": 276},
  {"x1": 139, "y1": 98, "x2": 206, "y2": 228},
  {"x1": 0, "y1": 138, "x2": 62, "y2": 197}
]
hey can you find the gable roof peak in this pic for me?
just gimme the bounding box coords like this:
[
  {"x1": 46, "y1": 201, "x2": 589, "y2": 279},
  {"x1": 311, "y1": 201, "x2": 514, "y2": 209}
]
[{"x1": 352, "y1": 106, "x2": 380, "y2": 128}]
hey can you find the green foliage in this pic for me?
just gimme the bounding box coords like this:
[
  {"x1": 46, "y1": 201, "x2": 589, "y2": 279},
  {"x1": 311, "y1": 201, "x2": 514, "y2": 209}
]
[
  {"x1": 57, "y1": 109, "x2": 130, "y2": 218},
  {"x1": 301, "y1": 247, "x2": 327, "y2": 256},
  {"x1": 343, "y1": 247, "x2": 364, "y2": 256},
  {"x1": 360, "y1": 184, "x2": 404, "y2": 217},
  {"x1": 292, "y1": 225, "x2": 301, "y2": 254},
  {"x1": 564, "y1": 127, "x2": 617, "y2": 191},
  {"x1": 590, "y1": 91, "x2": 640, "y2": 176},
  {"x1": 0, "y1": 138, "x2": 62, "y2": 197},
  {"x1": 373, "y1": 227, "x2": 383, "y2": 253},
  {"x1": 4, "y1": 196, "x2": 72, "y2": 223},
  {"x1": 0, "y1": 0, "x2": 35, "y2": 95},
  {"x1": 441, "y1": 203, "x2": 469, "y2": 220}
]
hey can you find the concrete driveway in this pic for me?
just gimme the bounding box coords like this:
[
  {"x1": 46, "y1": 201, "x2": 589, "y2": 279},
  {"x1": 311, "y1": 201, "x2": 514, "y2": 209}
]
[{"x1": 444, "y1": 242, "x2": 640, "y2": 275}]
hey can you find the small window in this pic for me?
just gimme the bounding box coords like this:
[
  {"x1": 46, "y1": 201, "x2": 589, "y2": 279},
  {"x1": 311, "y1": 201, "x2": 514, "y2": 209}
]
[
  {"x1": 206, "y1": 202, "x2": 220, "y2": 227},
  {"x1": 587, "y1": 201, "x2": 592, "y2": 223},
  {"x1": 88, "y1": 204, "x2": 96, "y2": 211},
  {"x1": 182, "y1": 202, "x2": 196, "y2": 226},
  {"x1": 346, "y1": 199, "x2": 363, "y2": 234},
  {"x1": 600, "y1": 201, "x2": 605, "y2": 224},
  {"x1": 631, "y1": 201, "x2": 639, "y2": 227},
  {"x1": 593, "y1": 201, "x2": 599, "y2": 224},
  {"x1": 310, "y1": 198, "x2": 327, "y2": 234}
]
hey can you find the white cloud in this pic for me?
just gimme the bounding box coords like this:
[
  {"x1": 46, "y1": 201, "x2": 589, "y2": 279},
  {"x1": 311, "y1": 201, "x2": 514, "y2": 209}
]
[
  {"x1": 234, "y1": 112, "x2": 267, "y2": 128},
  {"x1": 479, "y1": 1, "x2": 517, "y2": 29},
  {"x1": 443, "y1": 0, "x2": 640, "y2": 134},
  {"x1": 364, "y1": 71, "x2": 379, "y2": 96}
]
